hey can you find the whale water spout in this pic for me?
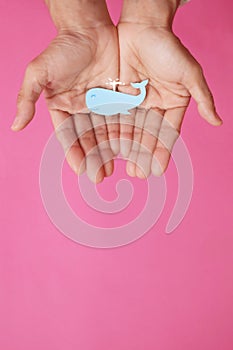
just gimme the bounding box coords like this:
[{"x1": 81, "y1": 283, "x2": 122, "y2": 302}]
[{"x1": 85, "y1": 79, "x2": 149, "y2": 116}]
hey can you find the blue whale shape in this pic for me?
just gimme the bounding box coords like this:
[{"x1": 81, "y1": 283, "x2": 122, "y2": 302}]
[{"x1": 85, "y1": 79, "x2": 149, "y2": 116}]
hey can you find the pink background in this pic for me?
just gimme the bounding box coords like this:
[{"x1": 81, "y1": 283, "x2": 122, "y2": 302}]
[{"x1": 0, "y1": 1, "x2": 233, "y2": 349}]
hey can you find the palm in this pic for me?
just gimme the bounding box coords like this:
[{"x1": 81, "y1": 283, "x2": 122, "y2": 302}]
[
  {"x1": 118, "y1": 24, "x2": 193, "y2": 112},
  {"x1": 41, "y1": 26, "x2": 118, "y2": 114},
  {"x1": 16, "y1": 25, "x2": 119, "y2": 183},
  {"x1": 44, "y1": 26, "x2": 119, "y2": 182},
  {"x1": 15, "y1": 20, "x2": 221, "y2": 181},
  {"x1": 117, "y1": 23, "x2": 220, "y2": 178}
]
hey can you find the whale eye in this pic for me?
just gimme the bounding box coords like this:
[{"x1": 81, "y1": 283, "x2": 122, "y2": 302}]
[{"x1": 91, "y1": 94, "x2": 96, "y2": 99}]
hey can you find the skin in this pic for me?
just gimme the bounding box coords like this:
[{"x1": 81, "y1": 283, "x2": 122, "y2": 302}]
[
  {"x1": 118, "y1": 0, "x2": 222, "y2": 178},
  {"x1": 12, "y1": 0, "x2": 119, "y2": 183},
  {"x1": 12, "y1": 0, "x2": 222, "y2": 182}
]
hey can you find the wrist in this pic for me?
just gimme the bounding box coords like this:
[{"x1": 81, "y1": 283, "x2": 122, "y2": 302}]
[
  {"x1": 45, "y1": 0, "x2": 112, "y2": 32},
  {"x1": 119, "y1": 0, "x2": 180, "y2": 28}
]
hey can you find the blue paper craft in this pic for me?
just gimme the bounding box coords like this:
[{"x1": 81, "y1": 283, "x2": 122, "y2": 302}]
[{"x1": 85, "y1": 79, "x2": 149, "y2": 116}]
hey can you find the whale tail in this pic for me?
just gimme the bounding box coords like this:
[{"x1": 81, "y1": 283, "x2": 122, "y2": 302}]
[{"x1": 130, "y1": 79, "x2": 149, "y2": 89}]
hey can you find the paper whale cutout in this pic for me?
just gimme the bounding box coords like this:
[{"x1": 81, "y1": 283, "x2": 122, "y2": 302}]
[{"x1": 85, "y1": 79, "x2": 149, "y2": 116}]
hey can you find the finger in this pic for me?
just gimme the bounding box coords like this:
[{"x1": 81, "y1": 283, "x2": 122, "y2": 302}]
[
  {"x1": 135, "y1": 109, "x2": 163, "y2": 179},
  {"x1": 90, "y1": 113, "x2": 114, "y2": 177},
  {"x1": 105, "y1": 114, "x2": 120, "y2": 156},
  {"x1": 119, "y1": 108, "x2": 136, "y2": 159},
  {"x1": 73, "y1": 113, "x2": 105, "y2": 184},
  {"x1": 186, "y1": 66, "x2": 222, "y2": 126},
  {"x1": 152, "y1": 107, "x2": 186, "y2": 176},
  {"x1": 12, "y1": 60, "x2": 48, "y2": 131},
  {"x1": 50, "y1": 110, "x2": 86, "y2": 175},
  {"x1": 126, "y1": 108, "x2": 146, "y2": 177}
]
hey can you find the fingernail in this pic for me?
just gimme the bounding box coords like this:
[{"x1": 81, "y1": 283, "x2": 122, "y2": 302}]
[
  {"x1": 126, "y1": 163, "x2": 136, "y2": 177},
  {"x1": 136, "y1": 167, "x2": 146, "y2": 179},
  {"x1": 216, "y1": 114, "x2": 223, "y2": 123},
  {"x1": 11, "y1": 117, "x2": 22, "y2": 130},
  {"x1": 213, "y1": 113, "x2": 223, "y2": 126}
]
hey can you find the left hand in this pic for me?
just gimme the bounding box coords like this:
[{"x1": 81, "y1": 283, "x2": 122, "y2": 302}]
[{"x1": 117, "y1": 23, "x2": 222, "y2": 178}]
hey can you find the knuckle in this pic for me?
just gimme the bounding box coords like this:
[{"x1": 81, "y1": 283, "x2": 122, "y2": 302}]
[
  {"x1": 133, "y1": 126, "x2": 142, "y2": 137},
  {"x1": 80, "y1": 129, "x2": 94, "y2": 141},
  {"x1": 25, "y1": 58, "x2": 47, "y2": 85},
  {"x1": 108, "y1": 130, "x2": 119, "y2": 139},
  {"x1": 94, "y1": 125, "x2": 107, "y2": 138},
  {"x1": 17, "y1": 90, "x2": 24, "y2": 104},
  {"x1": 25, "y1": 60, "x2": 38, "y2": 79},
  {"x1": 190, "y1": 59, "x2": 203, "y2": 76},
  {"x1": 120, "y1": 131, "x2": 133, "y2": 140},
  {"x1": 195, "y1": 62, "x2": 203, "y2": 75}
]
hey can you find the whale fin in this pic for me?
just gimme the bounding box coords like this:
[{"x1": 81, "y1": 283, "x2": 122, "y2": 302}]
[{"x1": 130, "y1": 79, "x2": 149, "y2": 89}]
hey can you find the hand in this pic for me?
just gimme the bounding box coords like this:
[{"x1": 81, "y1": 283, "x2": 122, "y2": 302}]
[
  {"x1": 12, "y1": 1, "x2": 120, "y2": 183},
  {"x1": 117, "y1": 21, "x2": 222, "y2": 178}
]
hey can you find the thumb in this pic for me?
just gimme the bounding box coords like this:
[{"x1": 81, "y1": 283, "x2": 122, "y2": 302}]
[
  {"x1": 11, "y1": 60, "x2": 48, "y2": 131},
  {"x1": 186, "y1": 66, "x2": 222, "y2": 126}
]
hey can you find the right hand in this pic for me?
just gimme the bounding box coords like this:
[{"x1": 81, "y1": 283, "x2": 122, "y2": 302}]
[{"x1": 12, "y1": 25, "x2": 119, "y2": 183}]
